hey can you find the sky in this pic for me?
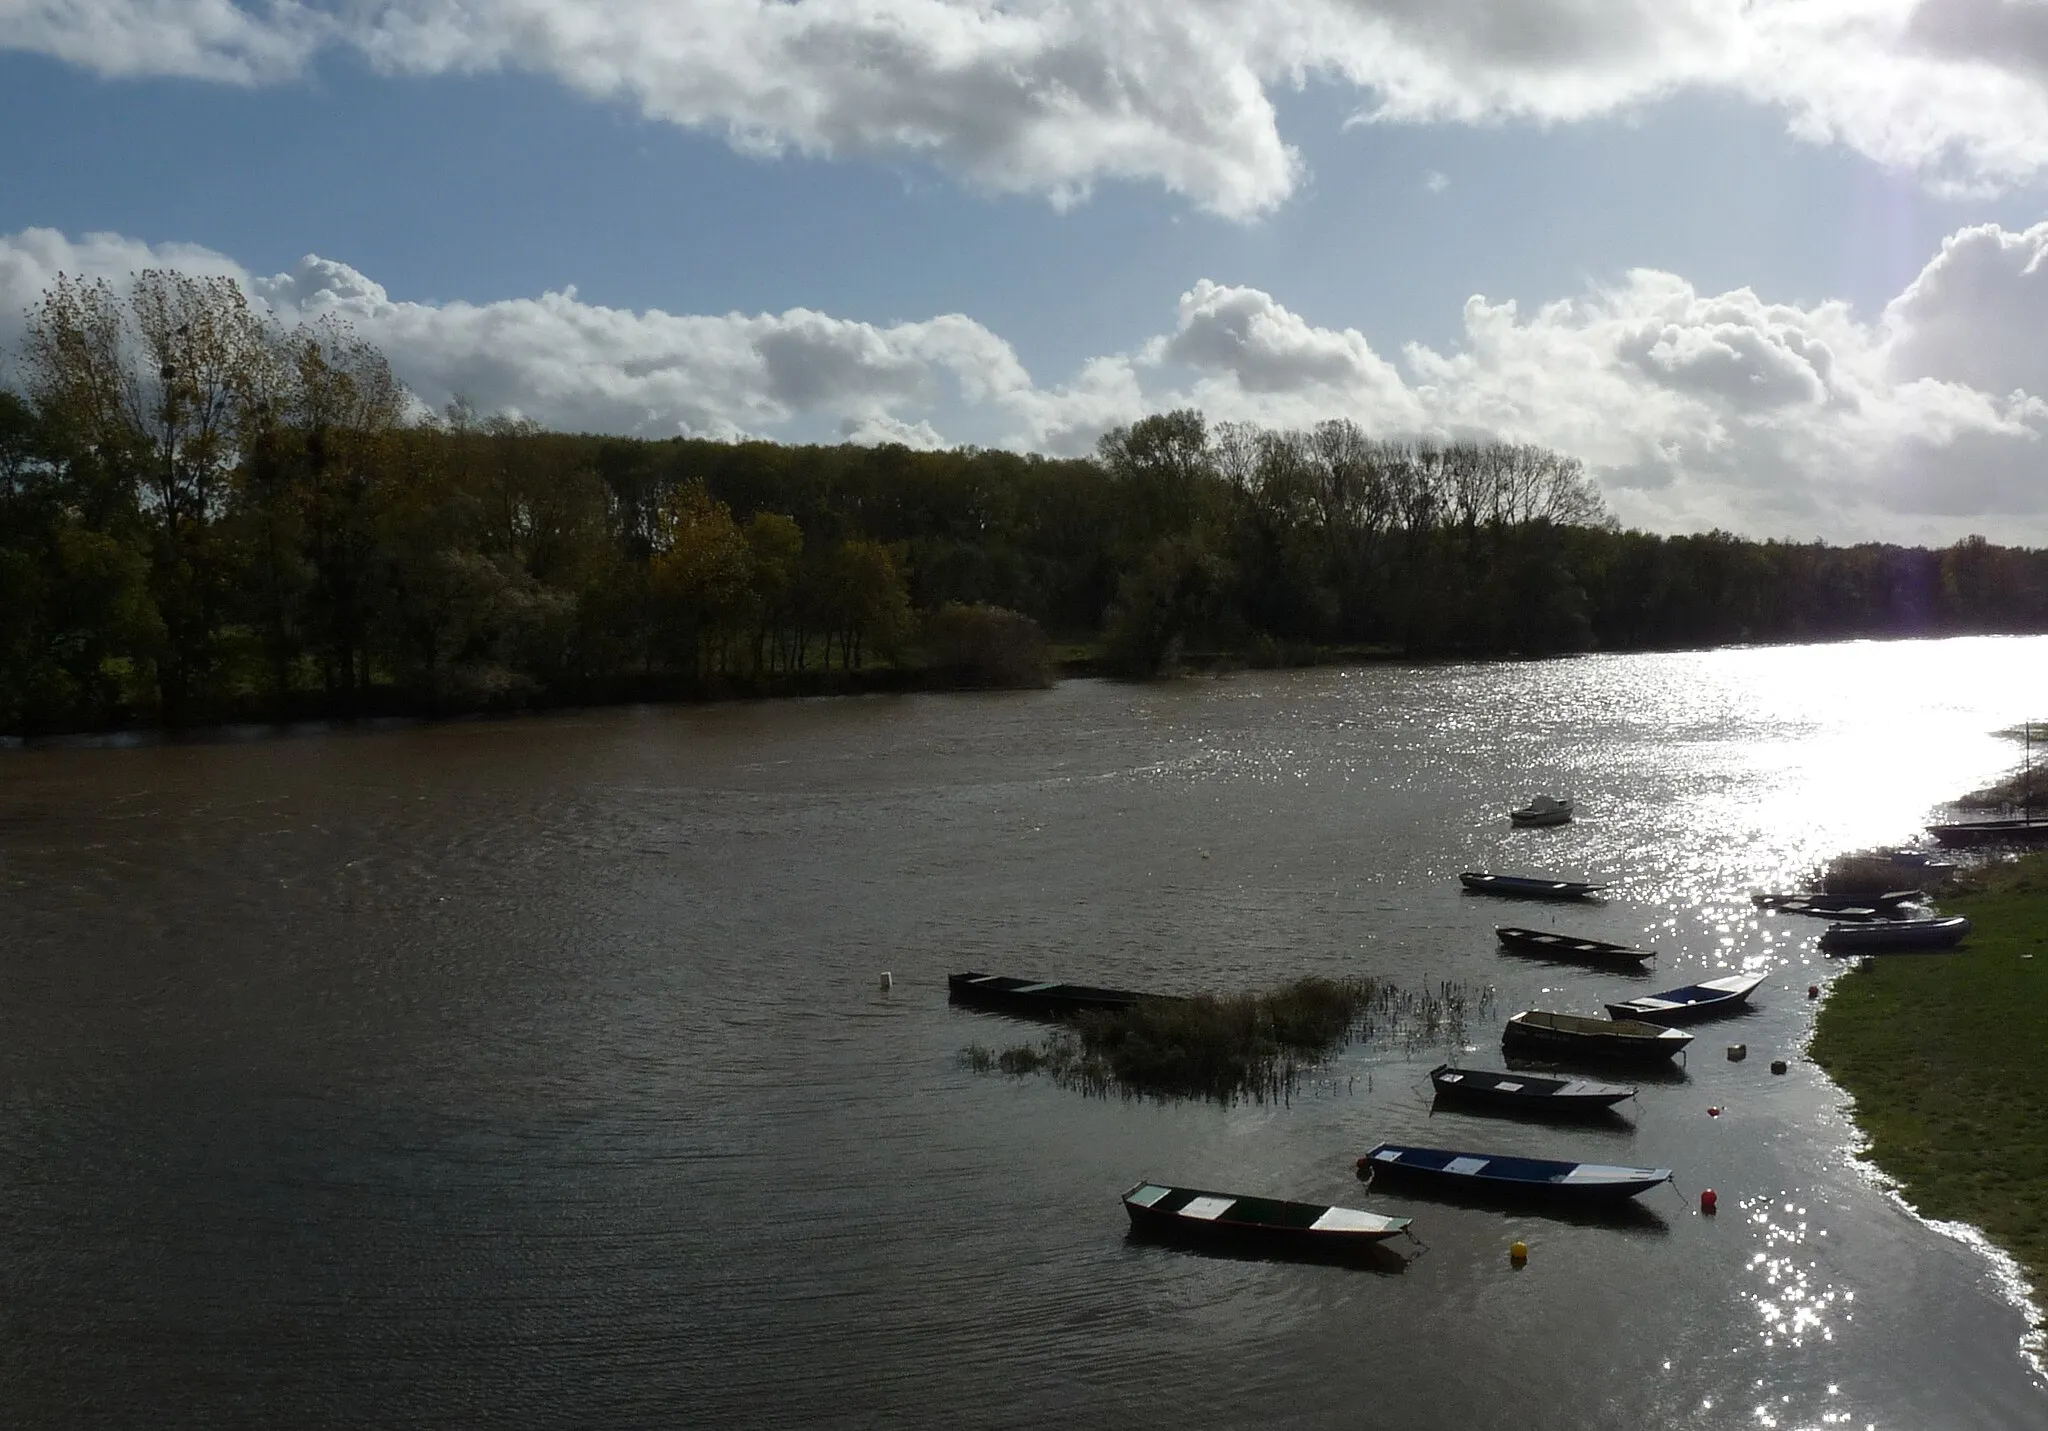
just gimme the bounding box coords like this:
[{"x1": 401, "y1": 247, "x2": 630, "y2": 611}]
[{"x1": 2, "y1": 1, "x2": 2047, "y2": 544}]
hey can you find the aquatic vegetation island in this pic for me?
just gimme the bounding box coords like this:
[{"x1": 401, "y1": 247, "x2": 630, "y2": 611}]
[{"x1": 964, "y1": 976, "x2": 1487, "y2": 1103}]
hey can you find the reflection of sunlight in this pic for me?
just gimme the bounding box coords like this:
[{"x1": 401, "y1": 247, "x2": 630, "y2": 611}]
[{"x1": 1738, "y1": 1193, "x2": 1874, "y2": 1429}]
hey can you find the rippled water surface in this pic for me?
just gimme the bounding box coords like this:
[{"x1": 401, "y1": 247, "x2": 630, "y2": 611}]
[{"x1": 5, "y1": 637, "x2": 2048, "y2": 1429}]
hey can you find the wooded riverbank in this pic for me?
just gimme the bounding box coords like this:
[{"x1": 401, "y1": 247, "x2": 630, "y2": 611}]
[{"x1": 10, "y1": 268, "x2": 2048, "y2": 737}]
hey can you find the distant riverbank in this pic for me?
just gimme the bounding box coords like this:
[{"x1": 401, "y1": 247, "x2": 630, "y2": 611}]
[
  {"x1": 1810, "y1": 851, "x2": 2048, "y2": 1334},
  {"x1": 0, "y1": 637, "x2": 1397, "y2": 743}
]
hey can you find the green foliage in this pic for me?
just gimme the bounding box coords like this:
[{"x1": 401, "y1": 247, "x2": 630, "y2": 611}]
[
  {"x1": 1102, "y1": 534, "x2": 1236, "y2": 677},
  {"x1": 919, "y1": 603, "x2": 1053, "y2": 688},
  {"x1": 820, "y1": 538, "x2": 913, "y2": 671}
]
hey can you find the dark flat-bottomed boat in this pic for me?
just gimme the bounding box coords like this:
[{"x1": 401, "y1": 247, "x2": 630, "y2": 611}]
[
  {"x1": 1759, "y1": 900, "x2": 1880, "y2": 921},
  {"x1": 1122, "y1": 1182, "x2": 1411, "y2": 1255},
  {"x1": 1357, "y1": 1143, "x2": 1672, "y2": 1204},
  {"x1": 1461, "y1": 872, "x2": 1607, "y2": 901},
  {"x1": 1495, "y1": 926, "x2": 1653, "y2": 967},
  {"x1": 948, "y1": 971, "x2": 1155, "y2": 1018},
  {"x1": 1753, "y1": 889, "x2": 1919, "y2": 912},
  {"x1": 1927, "y1": 817, "x2": 2048, "y2": 847},
  {"x1": 1429, "y1": 1064, "x2": 1636, "y2": 1116}
]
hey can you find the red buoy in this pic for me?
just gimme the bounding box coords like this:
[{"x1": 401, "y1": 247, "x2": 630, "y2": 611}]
[
  {"x1": 1700, "y1": 1189, "x2": 1719, "y2": 1214},
  {"x1": 1708, "y1": 1106, "x2": 1722, "y2": 1117},
  {"x1": 1808, "y1": 984, "x2": 1820, "y2": 999}
]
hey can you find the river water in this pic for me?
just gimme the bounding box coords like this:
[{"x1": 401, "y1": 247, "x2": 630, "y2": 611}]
[{"x1": 4, "y1": 637, "x2": 2047, "y2": 1429}]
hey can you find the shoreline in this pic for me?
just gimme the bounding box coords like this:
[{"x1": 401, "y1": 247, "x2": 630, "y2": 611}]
[
  {"x1": 7, "y1": 630, "x2": 2037, "y2": 748},
  {"x1": 1808, "y1": 849, "x2": 2048, "y2": 1345}
]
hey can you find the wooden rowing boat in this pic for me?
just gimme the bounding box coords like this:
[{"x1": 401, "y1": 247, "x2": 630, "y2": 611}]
[
  {"x1": 1356, "y1": 1143, "x2": 1672, "y2": 1203},
  {"x1": 1819, "y1": 916, "x2": 1971, "y2": 954},
  {"x1": 1495, "y1": 926, "x2": 1652, "y2": 967},
  {"x1": 1461, "y1": 872, "x2": 1607, "y2": 900},
  {"x1": 1122, "y1": 1182, "x2": 1411, "y2": 1253},
  {"x1": 1502, "y1": 1009, "x2": 1693, "y2": 1062},
  {"x1": 1604, "y1": 973, "x2": 1764, "y2": 1024},
  {"x1": 1753, "y1": 889, "x2": 1919, "y2": 912},
  {"x1": 1428, "y1": 1064, "x2": 1636, "y2": 1116},
  {"x1": 1509, "y1": 795, "x2": 1573, "y2": 828},
  {"x1": 1927, "y1": 817, "x2": 2048, "y2": 847},
  {"x1": 947, "y1": 971, "x2": 1159, "y2": 1018}
]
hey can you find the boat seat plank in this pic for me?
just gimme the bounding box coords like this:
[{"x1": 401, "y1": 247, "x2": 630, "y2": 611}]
[
  {"x1": 1444, "y1": 1157, "x2": 1490, "y2": 1175},
  {"x1": 1179, "y1": 1196, "x2": 1237, "y2": 1221},
  {"x1": 1561, "y1": 1165, "x2": 1660, "y2": 1183}
]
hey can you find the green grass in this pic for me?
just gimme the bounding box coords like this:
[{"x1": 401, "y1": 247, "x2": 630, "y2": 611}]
[
  {"x1": 1809, "y1": 854, "x2": 2048, "y2": 1315},
  {"x1": 963, "y1": 977, "x2": 1489, "y2": 1103}
]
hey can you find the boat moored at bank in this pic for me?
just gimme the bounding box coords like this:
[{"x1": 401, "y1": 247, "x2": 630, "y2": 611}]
[{"x1": 1819, "y1": 916, "x2": 1971, "y2": 954}]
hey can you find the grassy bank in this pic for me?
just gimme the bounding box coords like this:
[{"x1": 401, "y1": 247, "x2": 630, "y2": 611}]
[{"x1": 1809, "y1": 854, "x2": 2048, "y2": 1311}]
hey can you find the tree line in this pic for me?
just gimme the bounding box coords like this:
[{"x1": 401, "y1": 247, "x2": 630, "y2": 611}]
[{"x1": 4, "y1": 269, "x2": 2047, "y2": 735}]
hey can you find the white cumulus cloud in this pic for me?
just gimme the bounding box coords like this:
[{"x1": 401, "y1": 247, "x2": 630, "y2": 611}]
[
  {"x1": 4, "y1": 223, "x2": 2048, "y2": 542},
  {"x1": 5, "y1": 2, "x2": 2048, "y2": 212},
  {"x1": 0, "y1": 228, "x2": 1033, "y2": 441}
]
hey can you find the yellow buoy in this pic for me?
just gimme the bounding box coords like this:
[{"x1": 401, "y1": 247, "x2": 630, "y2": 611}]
[{"x1": 1510, "y1": 1240, "x2": 1528, "y2": 1264}]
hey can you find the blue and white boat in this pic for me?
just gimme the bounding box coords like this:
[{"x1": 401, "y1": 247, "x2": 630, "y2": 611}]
[
  {"x1": 1604, "y1": 973, "x2": 1764, "y2": 1024},
  {"x1": 1356, "y1": 1143, "x2": 1672, "y2": 1204}
]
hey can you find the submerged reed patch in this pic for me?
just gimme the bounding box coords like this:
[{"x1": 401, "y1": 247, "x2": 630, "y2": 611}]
[{"x1": 961, "y1": 976, "x2": 1492, "y2": 1103}]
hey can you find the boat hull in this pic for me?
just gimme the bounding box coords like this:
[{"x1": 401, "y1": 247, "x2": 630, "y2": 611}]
[
  {"x1": 1604, "y1": 975, "x2": 1764, "y2": 1025},
  {"x1": 1819, "y1": 917, "x2": 1971, "y2": 954},
  {"x1": 1764, "y1": 901, "x2": 1880, "y2": 921},
  {"x1": 1121, "y1": 1184, "x2": 1410, "y2": 1255},
  {"x1": 1356, "y1": 1144, "x2": 1670, "y2": 1204},
  {"x1": 1602, "y1": 995, "x2": 1746, "y2": 1024},
  {"x1": 1754, "y1": 890, "x2": 1918, "y2": 912},
  {"x1": 1495, "y1": 927, "x2": 1652, "y2": 966},
  {"x1": 1428, "y1": 1065, "x2": 1635, "y2": 1116},
  {"x1": 1461, "y1": 872, "x2": 1605, "y2": 900},
  {"x1": 1502, "y1": 1011, "x2": 1693, "y2": 1063},
  {"x1": 948, "y1": 971, "x2": 1150, "y2": 1018},
  {"x1": 1928, "y1": 819, "x2": 2048, "y2": 847}
]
